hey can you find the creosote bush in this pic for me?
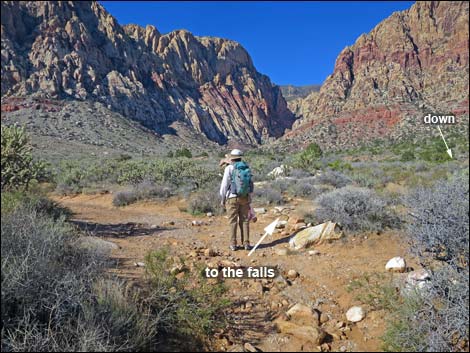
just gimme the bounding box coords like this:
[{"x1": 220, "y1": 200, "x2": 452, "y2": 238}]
[
  {"x1": 113, "y1": 180, "x2": 173, "y2": 207},
  {"x1": 315, "y1": 170, "x2": 352, "y2": 188},
  {"x1": 314, "y1": 186, "x2": 398, "y2": 233}
]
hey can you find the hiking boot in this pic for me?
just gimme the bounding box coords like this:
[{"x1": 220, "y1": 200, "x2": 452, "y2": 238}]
[
  {"x1": 229, "y1": 245, "x2": 237, "y2": 251},
  {"x1": 244, "y1": 244, "x2": 253, "y2": 251}
]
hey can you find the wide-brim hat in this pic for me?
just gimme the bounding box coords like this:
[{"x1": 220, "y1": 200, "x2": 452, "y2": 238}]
[{"x1": 229, "y1": 149, "x2": 243, "y2": 160}]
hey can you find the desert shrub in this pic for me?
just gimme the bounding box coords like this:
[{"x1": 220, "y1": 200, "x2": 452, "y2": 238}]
[
  {"x1": 1, "y1": 199, "x2": 107, "y2": 351},
  {"x1": 2, "y1": 194, "x2": 230, "y2": 351},
  {"x1": 113, "y1": 180, "x2": 174, "y2": 207},
  {"x1": 292, "y1": 143, "x2": 323, "y2": 170},
  {"x1": 350, "y1": 172, "x2": 377, "y2": 188},
  {"x1": 314, "y1": 186, "x2": 398, "y2": 232},
  {"x1": 327, "y1": 159, "x2": 353, "y2": 172},
  {"x1": 382, "y1": 265, "x2": 469, "y2": 352},
  {"x1": 113, "y1": 190, "x2": 139, "y2": 207},
  {"x1": 417, "y1": 137, "x2": 454, "y2": 163},
  {"x1": 54, "y1": 157, "x2": 220, "y2": 195},
  {"x1": 135, "y1": 180, "x2": 173, "y2": 199},
  {"x1": 382, "y1": 171, "x2": 469, "y2": 351},
  {"x1": 289, "y1": 168, "x2": 311, "y2": 178},
  {"x1": 174, "y1": 148, "x2": 192, "y2": 158},
  {"x1": 143, "y1": 249, "x2": 230, "y2": 347},
  {"x1": 271, "y1": 178, "x2": 294, "y2": 193},
  {"x1": 1, "y1": 125, "x2": 46, "y2": 190},
  {"x1": 288, "y1": 180, "x2": 323, "y2": 198},
  {"x1": 188, "y1": 192, "x2": 221, "y2": 215},
  {"x1": 400, "y1": 150, "x2": 415, "y2": 162},
  {"x1": 315, "y1": 170, "x2": 352, "y2": 188},
  {"x1": 404, "y1": 171, "x2": 469, "y2": 265},
  {"x1": 253, "y1": 187, "x2": 284, "y2": 205}
]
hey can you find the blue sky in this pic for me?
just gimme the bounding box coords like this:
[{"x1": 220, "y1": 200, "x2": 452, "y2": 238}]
[{"x1": 101, "y1": 1, "x2": 415, "y2": 86}]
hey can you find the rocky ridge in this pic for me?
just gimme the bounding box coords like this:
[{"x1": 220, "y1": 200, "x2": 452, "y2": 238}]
[
  {"x1": 1, "y1": 1, "x2": 295, "y2": 146},
  {"x1": 279, "y1": 1, "x2": 469, "y2": 151}
]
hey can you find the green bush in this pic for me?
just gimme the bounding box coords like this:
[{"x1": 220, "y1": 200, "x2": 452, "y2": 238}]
[
  {"x1": 1, "y1": 125, "x2": 46, "y2": 190},
  {"x1": 400, "y1": 150, "x2": 415, "y2": 162},
  {"x1": 293, "y1": 143, "x2": 323, "y2": 170},
  {"x1": 144, "y1": 249, "x2": 230, "y2": 347},
  {"x1": 327, "y1": 159, "x2": 353, "y2": 172},
  {"x1": 54, "y1": 157, "x2": 220, "y2": 194},
  {"x1": 174, "y1": 148, "x2": 192, "y2": 158}
]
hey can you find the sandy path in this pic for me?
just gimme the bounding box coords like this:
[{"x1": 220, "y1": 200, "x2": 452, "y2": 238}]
[{"x1": 53, "y1": 193, "x2": 415, "y2": 352}]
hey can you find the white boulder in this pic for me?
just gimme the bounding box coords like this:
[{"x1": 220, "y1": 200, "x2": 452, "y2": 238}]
[
  {"x1": 385, "y1": 257, "x2": 406, "y2": 273},
  {"x1": 346, "y1": 306, "x2": 365, "y2": 322}
]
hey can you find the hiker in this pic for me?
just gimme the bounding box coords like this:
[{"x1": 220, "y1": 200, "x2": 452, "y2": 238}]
[{"x1": 219, "y1": 149, "x2": 254, "y2": 251}]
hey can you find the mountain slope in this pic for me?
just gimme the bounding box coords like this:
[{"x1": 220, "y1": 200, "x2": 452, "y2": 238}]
[
  {"x1": 1, "y1": 1, "x2": 295, "y2": 146},
  {"x1": 280, "y1": 1, "x2": 469, "y2": 151}
]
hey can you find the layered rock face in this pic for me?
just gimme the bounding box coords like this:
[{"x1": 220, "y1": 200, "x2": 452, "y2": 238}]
[
  {"x1": 284, "y1": 1, "x2": 469, "y2": 150},
  {"x1": 1, "y1": 1, "x2": 295, "y2": 145}
]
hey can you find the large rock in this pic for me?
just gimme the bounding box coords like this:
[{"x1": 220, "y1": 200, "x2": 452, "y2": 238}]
[
  {"x1": 274, "y1": 319, "x2": 326, "y2": 345},
  {"x1": 346, "y1": 306, "x2": 365, "y2": 322},
  {"x1": 385, "y1": 257, "x2": 406, "y2": 273},
  {"x1": 0, "y1": 1, "x2": 296, "y2": 146},
  {"x1": 289, "y1": 221, "x2": 342, "y2": 250},
  {"x1": 286, "y1": 303, "x2": 320, "y2": 326}
]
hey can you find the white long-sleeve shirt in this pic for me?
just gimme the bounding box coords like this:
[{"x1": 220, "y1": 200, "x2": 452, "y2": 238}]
[{"x1": 219, "y1": 164, "x2": 237, "y2": 202}]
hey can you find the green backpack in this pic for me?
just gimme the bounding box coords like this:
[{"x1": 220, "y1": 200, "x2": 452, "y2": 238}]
[{"x1": 231, "y1": 161, "x2": 252, "y2": 197}]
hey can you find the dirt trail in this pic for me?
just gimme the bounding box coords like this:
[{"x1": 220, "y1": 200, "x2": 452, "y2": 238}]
[{"x1": 53, "y1": 193, "x2": 415, "y2": 352}]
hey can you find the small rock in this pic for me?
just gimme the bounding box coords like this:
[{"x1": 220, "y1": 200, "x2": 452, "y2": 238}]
[
  {"x1": 276, "y1": 248, "x2": 289, "y2": 256},
  {"x1": 290, "y1": 217, "x2": 305, "y2": 224},
  {"x1": 308, "y1": 250, "x2": 321, "y2": 256},
  {"x1": 407, "y1": 268, "x2": 431, "y2": 282},
  {"x1": 320, "y1": 313, "x2": 329, "y2": 324},
  {"x1": 346, "y1": 306, "x2": 365, "y2": 322},
  {"x1": 206, "y1": 212, "x2": 214, "y2": 217},
  {"x1": 287, "y1": 269, "x2": 299, "y2": 280},
  {"x1": 385, "y1": 257, "x2": 406, "y2": 273},
  {"x1": 340, "y1": 346, "x2": 347, "y2": 352},
  {"x1": 294, "y1": 222, "x2": 307, "y2": 231},
  {"x1": 253, "y1": 208, "x2": 267, "y2": 214},
  {"x1": 276, "y1": 220, "x2": 288, "y2": 229},
  {"x1": 204, "y1": 248, "x2": 217, "y2": 257},
  {"x1": 134, "y1": 262, "x2": 145, "y2": 267}
]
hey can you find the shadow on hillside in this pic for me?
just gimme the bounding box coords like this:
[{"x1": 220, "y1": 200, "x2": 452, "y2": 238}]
[{"x1": 71, "y1": 220, "x2": 170, "y2": 238}]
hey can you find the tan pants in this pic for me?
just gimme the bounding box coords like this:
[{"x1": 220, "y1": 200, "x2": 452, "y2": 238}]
[{"x1": 226, "y1": 196, "x2": 250, "y2": 246}]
